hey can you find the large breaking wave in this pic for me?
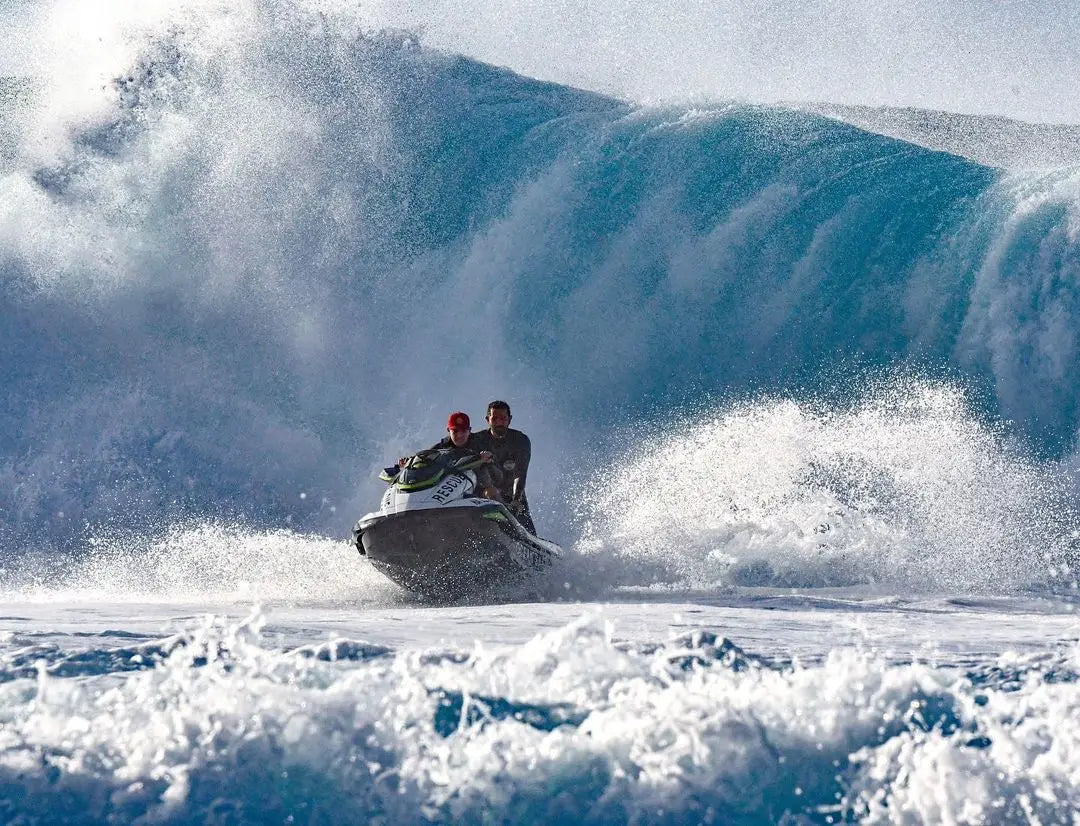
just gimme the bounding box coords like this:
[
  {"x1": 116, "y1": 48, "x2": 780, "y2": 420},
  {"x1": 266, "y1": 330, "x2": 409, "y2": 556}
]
[{"x1": 2, "y1": 0, "x2": 1080, "y2": 589}]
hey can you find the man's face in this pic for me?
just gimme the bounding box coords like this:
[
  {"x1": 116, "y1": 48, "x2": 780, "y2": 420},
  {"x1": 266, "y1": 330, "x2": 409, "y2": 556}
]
[
  {"x1": 449, "y1": 427, "x2": 470, "y2": 447},
  {"x1": 487, "y1": 408, "x2": 511, "y2": 437}
]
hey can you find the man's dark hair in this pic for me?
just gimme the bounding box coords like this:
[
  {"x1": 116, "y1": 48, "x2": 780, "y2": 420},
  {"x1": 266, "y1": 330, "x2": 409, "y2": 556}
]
[{"x1": 486, "y1": 400, "x2": 511, "y2": 417}]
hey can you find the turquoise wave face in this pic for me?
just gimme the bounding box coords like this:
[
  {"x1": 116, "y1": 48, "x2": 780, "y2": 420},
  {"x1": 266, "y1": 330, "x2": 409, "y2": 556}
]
[
  {"x1": 491, "y1": 107, "x2": 995, "y2": 409},
  {"x1": 0, "y1": 10, "x2": 1078, "y2": 545}
]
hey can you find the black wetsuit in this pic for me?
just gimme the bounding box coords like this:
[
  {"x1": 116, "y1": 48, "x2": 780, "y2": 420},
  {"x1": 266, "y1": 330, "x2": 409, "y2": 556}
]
[
  {"x1": 429, "y1": 432, "x2": 487, "y2": 451},
  {"x1": 471, "y1": 428, "x2": 535, "y2": 533}
]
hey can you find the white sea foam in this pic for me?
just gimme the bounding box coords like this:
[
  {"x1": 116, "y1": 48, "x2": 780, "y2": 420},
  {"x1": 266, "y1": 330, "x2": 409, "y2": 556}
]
[
  {"x1": 2, "y1": 524, "x2": 398, "y2": 603},
  {"x1": 2, "y1": 611, "x2": 1079, "y2": 823}
]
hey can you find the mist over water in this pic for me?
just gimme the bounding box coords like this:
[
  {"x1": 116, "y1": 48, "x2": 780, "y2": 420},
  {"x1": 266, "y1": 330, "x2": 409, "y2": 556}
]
[
  {"x1": 6, "y1": 0, "x2": 1080, "y2": 123},
  {"x1": 0, "y1": 0, "x2": 1079, "y2": 595}
]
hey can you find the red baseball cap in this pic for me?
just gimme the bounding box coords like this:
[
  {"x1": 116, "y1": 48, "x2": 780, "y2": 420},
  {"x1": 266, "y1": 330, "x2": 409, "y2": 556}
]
[{"x1": 447, "y1": 411, "x2": 471, "y2": 430}]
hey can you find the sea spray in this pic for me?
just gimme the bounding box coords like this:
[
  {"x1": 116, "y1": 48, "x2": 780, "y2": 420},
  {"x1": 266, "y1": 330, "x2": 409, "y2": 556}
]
[{"x1": 575, "y1": 379, "x2": 1080, "y2": 592}]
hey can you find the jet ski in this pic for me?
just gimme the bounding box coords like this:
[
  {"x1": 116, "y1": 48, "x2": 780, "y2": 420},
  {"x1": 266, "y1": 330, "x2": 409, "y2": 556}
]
[{"x1": 352, "y1": 448, "x2": 562, "y2": 598}]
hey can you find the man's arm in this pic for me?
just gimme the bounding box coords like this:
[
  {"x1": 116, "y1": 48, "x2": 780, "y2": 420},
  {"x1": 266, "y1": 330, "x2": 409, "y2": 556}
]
[
  {"x1": 476, "y1": 465, "x2": 503, "y2": 501},
  {"x1": 513, "y1": 433, "x2": 531, "y2": 500}
]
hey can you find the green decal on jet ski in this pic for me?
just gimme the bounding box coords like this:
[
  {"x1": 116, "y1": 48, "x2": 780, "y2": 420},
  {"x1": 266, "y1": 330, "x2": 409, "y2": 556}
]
[{"x1": 397, "y1": 469, "x2": 445, "y2": 491}]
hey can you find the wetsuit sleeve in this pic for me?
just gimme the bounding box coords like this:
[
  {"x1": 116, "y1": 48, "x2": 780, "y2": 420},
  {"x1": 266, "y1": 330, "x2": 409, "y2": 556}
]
[{"x1": 514, "y1": 433, "x2": 531, "y2": 499}]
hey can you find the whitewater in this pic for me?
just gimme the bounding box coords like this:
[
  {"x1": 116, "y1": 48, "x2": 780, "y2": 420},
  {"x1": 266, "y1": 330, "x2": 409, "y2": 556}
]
[{"x1": 3, "y1": 0, "x2": 1080, "y2": 822}]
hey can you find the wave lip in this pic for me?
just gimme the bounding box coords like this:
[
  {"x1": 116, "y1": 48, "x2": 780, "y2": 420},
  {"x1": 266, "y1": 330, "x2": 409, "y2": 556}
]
[{"x1": 799, "y1": 103, "x2": 1080, "y2": 170}]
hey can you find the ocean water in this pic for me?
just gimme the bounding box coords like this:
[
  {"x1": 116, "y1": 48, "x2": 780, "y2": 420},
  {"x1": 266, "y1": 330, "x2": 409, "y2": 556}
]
[{"x1": 3, "y1": 0, "x2": 1080, "y2": 823}]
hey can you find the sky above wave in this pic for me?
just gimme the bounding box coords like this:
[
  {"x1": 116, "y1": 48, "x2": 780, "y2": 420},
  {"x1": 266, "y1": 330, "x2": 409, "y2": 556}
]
[
  {"x1": 2, "y1": 0, "x2": 1080, "y2": 124},
  {"x1": 375, "y1": 0, "x2": 1080, "y2": 124}
]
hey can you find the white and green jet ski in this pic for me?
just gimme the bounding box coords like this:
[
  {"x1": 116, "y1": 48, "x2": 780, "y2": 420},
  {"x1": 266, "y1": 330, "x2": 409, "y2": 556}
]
[{"x1": 352, "y1": 449, "x2": 561, "y2": 598}]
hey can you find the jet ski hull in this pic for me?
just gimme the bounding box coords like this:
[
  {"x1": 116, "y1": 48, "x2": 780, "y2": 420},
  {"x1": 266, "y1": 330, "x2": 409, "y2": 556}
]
[{"x1": 357, "y1": 503, "x2": 559, "y2": 598}]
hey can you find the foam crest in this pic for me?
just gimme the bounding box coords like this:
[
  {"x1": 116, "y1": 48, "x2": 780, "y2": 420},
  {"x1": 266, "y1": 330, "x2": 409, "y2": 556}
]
[
  {"x1": 848, "y1": 647, "x2": 1080, "y2": 823},
  {"x1": 577, "y1": 380, "x2": 1079, "y2": 592},
  {"x1": 3, "y1": 611, "x2": 1080, "y2": 822}
]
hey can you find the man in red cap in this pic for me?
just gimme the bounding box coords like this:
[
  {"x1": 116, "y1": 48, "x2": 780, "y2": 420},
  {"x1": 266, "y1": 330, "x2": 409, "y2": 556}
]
[
  {"x1": 426, "y1": 411, "x2": 501, "y2": 500},
  {"x1": 440, "y1": 411, "x2": 476, "y2": 450}
]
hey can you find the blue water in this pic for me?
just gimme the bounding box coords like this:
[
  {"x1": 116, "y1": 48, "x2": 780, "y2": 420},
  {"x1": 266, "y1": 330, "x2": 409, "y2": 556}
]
[{"x1": 3, "y1": 1, "x2": 1080, "y2": 822}]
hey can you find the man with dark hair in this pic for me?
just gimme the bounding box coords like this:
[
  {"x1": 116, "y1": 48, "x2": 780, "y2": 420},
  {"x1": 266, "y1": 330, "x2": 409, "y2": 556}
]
[{"x1": 471, "y1": 400, "x2": 535, "y2": 533}]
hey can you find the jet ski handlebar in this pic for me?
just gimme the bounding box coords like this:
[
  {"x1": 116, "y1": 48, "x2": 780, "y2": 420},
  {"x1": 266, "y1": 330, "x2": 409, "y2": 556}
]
[{"x1": 381, "y1": 448, "x2": 488, "y2": 484}]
